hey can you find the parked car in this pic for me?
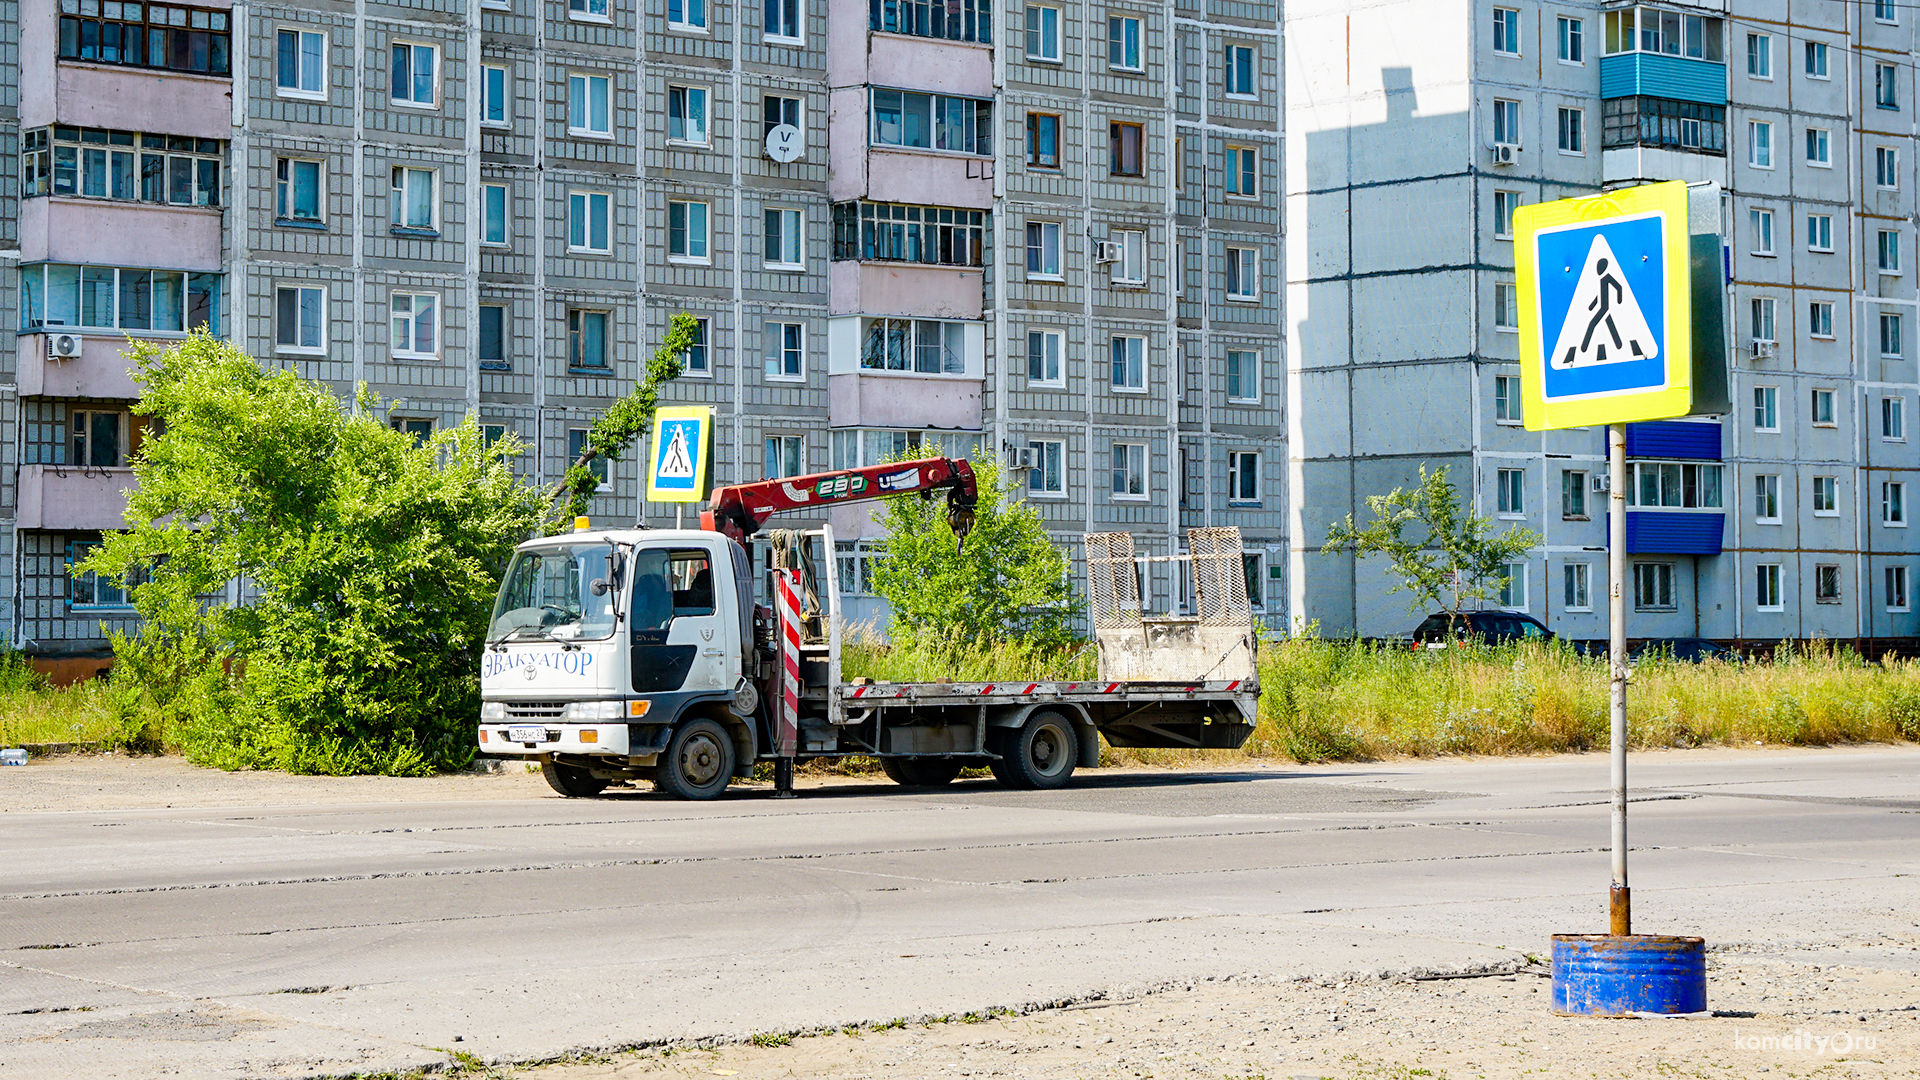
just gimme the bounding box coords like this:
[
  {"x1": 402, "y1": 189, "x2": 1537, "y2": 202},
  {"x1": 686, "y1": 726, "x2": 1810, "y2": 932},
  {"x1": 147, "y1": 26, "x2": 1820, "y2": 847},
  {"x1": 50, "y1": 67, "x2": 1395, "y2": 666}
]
[
  {"x1": 1409, "y1": 611, "x2": 1555, "y2": 647},
  {"x1": 1628, "y1": 637, "x2": 1742, "y2": 663}
]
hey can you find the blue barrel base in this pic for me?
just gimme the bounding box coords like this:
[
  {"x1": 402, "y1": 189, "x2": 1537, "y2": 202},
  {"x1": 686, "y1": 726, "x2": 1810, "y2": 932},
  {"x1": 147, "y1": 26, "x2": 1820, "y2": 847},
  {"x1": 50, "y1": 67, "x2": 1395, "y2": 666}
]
[{"x1": 1551, "y1": 934, "x2": 1707, "y2": 1016}]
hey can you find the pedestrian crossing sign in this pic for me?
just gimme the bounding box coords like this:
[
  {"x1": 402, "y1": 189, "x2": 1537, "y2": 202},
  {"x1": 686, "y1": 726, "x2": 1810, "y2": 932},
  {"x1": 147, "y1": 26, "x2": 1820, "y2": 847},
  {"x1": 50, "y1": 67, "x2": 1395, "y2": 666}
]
[
  {"x1": 1515, "y1": 181, "x2": 1696, "y2": 430},
  {"x1": 646, "y1": 405, "x2": 713, "y2": 503}
]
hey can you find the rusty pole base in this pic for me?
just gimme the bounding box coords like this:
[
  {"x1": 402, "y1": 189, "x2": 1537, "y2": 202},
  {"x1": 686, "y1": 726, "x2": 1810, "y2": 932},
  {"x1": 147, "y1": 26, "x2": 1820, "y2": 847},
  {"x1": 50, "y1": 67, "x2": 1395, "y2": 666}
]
[
  {"x1": 773, "y1": 757, "x2": 797, "y2": 798},
  {"x1": 1609, "y1": 885, "x2": 1632, "y2": 937}
]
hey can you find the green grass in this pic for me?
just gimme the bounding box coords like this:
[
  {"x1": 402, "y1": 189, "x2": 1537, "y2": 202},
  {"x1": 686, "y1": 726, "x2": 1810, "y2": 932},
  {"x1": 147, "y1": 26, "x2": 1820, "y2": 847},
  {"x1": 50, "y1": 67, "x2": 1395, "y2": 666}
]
[{"x1": 0, "y1": 679, "x2": 149, "y2": 751}]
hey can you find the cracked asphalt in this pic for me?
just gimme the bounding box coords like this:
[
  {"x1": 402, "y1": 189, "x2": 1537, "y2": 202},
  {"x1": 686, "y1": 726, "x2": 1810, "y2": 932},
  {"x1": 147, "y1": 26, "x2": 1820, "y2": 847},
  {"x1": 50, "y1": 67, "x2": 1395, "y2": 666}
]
[{"x1": 1, "y1": 746, "x2": 1915, "y2": 1079}]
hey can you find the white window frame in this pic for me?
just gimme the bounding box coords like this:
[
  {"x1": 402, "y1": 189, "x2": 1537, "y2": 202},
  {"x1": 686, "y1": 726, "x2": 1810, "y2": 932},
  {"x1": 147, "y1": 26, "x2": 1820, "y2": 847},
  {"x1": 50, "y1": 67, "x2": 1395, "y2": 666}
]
[
  {"x1": 1811, "y1": 387, "x2": 1837, "y2": 427},
  {"x1": 1107, "y1": 15, "x2": 1142, "y2": 72},
  {"x1": 1806, "y1": 126, "x2": 1830, "y2": 167},
  {"x1": 389, "y1": 41, "x2": 438, "y2": 109},
  {"x1": 568, "y1": 0, "x2": 611, "y2": 22},
  {"x1": 1225, "y1": 145, "x2": 1258, "y2": 199},
  {"x1": 763, "y1": 320, "x2": 806, "y2": 381},
  {"x1": 1026, "y1": 438, "x2": 1066, "y2": 497},
  {"x1": 1750, "y1": 207, "x2": 1774, "y2": 255},
  {"x1": 1494, "y1": 281, "x2": 1519, "y2": 330},
  {"x1": 1025, "y1": 5, "x2": 1061, "y2": 63},
  {"x1": 389, "y1": 290, "x2": 439, "y2": 359},
  {"x1": 1497, "y1": 467, "x2": 1525, "y2": 517},
  {"x1": 1748, "y1": 120, "x2": 1772, "y2": 169},
  {"x1": 1888, "y1": 566, "x2": 1911, "y2": 613},
  {"x1": 1492, "y1": 7, "x2": 1520, "y2": 56},
  {"x1": 481, "y1": 63, "x2": 509, "y2": 127},
  {"x1": 1493, "y1": 190, "x2": 1521, "y2": 239},
  {"x1": 1494, "y1": 374, "x2": 1521, "y2": 424},
  {"x1": 482, "y1": 182, "x2": 508, "y2": 246},
  {"x1": 1563, "y1": 562, "x2": 1591, "y2": 612},
  {"x1": 1876, "y1": 0, "x2": 1899, "y2": 25},
  {"x1": 1557, "y1": 106, "x2": 1584, "y2": 154},
  {"x1": 568, "y1": 308, "x2": 611, "y2": 370},
  {"x1": 1110, "y1": 441, "x2": 1148, "y2": 500},
  {"x1": 1753, "y1": 384, "x2": 1779, "y2": 432},
  {"x1": 1886, "y1": 481, "x2": 1909, "y2": 526},
  {"x1": 1806, "y1": 40, "x2": 1829, "y2": 78},
  {"x1": 1807, "y1": 213, "x2": 1833, "y2": 252},
  {"x1": 1881, "y1": 230, "x2": 1904, "y2": 275},
  {"x1": 567, "y1": 189, "x2": 611, "y2": 255},
  {"x1": 1111, "y1": 228, "x2": 1146, "y2": 285},
  {"x1": 275, "y1": 284, "x2": 325, "y2": 354},
  {"x1": 1562, "y1": 469, "x2": 1588, "y2": 519},
  {"x1": 1227, "y1": 450, "x2": 1260, "y2": 506},
  {"x1": 1883, "y1": 312, "x2": 1905, "y2": 359},
  {"x1": 568, "y1": 72, "x2": 612, "y2": 138},
  {"x1": 1634, "y1": 563, "x2": 1677, "y2": 612},
  {"x1": 1492, "y1": 98, "x2": 1520, "y2": 145},
  {"x1": 1878, "y1": 62, "x2": 1900, "y2": 110},
  {"x1": 1226, "y1": 349, "x2": 1261, "y2": 404},
  {"x1": 276, "y1": 27, "x2": 326, "y2": 100},
  {"x1": 1026, "y1": 329, "x2": 1064, "y2": 387},
  {"x1": 1883, "y1": 396, "x2": 1906, "y2": 441},
  {"x1": 275, "y1": 157, "x2": 323, "y2": 224},
  {"x1": 668, "y1": 85, "x2": 710, "y2": 145},
  {"x1": 1109, "y1": 334, "x2": 1146, "y2": 391},
  {"x1": 1557, "y1": 16, "x2": 1583, "y2": 64},
  {"x1": 1812, "y1": 475, "x2": 1839, "y2": 517},
  {"x1": 1752, "y1": 297, "x2": 1777, "y2": 344},
  {"x1": 1755, "y1": 563, "x2": 1783, "y2": 612},
  {"x1": 1754, "y1": 473, "x2": 1781, "y2": 524},
  {"x1": 1498, "y1": 561, "x2": 1528, "y2": 610},
  {"x1": 1226, "y1": 246, "x2": 1259, "y2": 301},
  {"x1": 764, "y1": 206, "x2": 805, "y2": 270},
  {"x1": 764, "y1": 434, "x2": 804, "y2": 479},
  {"x1": 668, "y1": 0, "x2": 708, "y2": 32},
  {"x1": 1747, "y1": 32, "x2": 1772, "y2": 79},
  {"x1": 682, "y1": 316, "x2": 711, "y2": 375},
  {"x1": 1026, "y1": 220, "x2": 1063, "y2": 278},
  {"x1": 1878, "y1": 146, "x2": 1901, "y2": 189},
  {"x1": 1224, "y1": 44, "x2": 1257, "y2": 98},
  {"x1": 389, "y1": 165, "x2": 437, "y2": 232},
  {"x1": 764, "y1": 0, "x2": 802, "y2": 44},
  {"x1": 668, "y1": 200, "x2": 711, "y2": 263}
]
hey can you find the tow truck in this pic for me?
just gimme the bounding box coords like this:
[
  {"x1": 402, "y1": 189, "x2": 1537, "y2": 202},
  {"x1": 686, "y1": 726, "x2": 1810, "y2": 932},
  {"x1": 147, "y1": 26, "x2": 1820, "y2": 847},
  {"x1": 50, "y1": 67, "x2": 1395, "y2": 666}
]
[{"x1": 478, "y1": 456, "x2": 1259, "y2": 799}]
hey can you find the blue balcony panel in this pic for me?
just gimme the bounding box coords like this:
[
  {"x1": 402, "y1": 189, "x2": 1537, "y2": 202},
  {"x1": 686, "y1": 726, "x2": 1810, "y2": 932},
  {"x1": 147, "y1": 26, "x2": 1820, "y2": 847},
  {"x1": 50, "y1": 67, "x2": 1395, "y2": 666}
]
[
  {"x1": 1620, "y1": 511, "x2": 1726, "y2": 555},
  {"x1": 1600, "y1": 54, "x2": 1728, "y2": 106},
  {"x1": 1623, "y1": 420, "x2": 1722, "y2": 460}
]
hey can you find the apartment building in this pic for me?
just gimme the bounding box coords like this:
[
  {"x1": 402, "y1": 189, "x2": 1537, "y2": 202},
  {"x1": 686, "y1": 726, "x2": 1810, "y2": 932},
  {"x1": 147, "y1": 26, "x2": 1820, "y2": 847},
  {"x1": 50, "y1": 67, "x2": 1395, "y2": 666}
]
[
  {"x1": 1287, "y1": 0, "x2": 1920, "y2": 646},
  {"x1": 2, "y1": 0, "x2": 1285, "y2": 674}
]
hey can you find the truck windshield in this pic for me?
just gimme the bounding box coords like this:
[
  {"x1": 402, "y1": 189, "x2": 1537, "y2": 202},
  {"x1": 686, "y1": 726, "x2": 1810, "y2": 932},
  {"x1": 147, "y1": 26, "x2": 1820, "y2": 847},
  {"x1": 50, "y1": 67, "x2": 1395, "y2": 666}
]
[{"x1": 488, "y1": 544, "x2": 620, "y2": 643}]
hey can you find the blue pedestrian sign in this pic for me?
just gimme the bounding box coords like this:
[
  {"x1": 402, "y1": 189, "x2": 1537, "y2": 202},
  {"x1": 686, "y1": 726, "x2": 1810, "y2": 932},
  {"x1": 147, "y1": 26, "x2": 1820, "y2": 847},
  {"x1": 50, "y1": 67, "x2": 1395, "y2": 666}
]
[{"x1": 646, "y1": 406, "x2": 713, "y2": 503}]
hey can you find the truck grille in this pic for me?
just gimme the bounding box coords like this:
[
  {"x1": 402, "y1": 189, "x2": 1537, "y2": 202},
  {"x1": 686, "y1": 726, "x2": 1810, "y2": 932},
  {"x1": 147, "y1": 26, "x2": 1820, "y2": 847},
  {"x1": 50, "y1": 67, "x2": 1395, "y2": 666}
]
[{"x1": 505, "y1": 701, "x2": 567, "y2": 720}]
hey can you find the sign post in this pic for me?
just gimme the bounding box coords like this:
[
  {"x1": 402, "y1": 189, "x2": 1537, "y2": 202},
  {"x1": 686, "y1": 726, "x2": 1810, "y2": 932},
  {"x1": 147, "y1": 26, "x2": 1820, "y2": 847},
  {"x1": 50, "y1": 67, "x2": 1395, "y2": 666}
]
[
  {"x1": 1515, "y1": 180, "x2": 1722, "y2": 1014},
  {"x1": 646, "y1": 405, "x2": 715, "y2": 528}
]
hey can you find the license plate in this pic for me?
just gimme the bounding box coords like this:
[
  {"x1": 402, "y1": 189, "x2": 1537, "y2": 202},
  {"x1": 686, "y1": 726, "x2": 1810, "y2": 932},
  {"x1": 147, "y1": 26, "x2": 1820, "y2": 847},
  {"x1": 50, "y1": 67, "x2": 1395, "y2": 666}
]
[{"x1": 508, "y1": 725, "x2": 547, "y2": 744}]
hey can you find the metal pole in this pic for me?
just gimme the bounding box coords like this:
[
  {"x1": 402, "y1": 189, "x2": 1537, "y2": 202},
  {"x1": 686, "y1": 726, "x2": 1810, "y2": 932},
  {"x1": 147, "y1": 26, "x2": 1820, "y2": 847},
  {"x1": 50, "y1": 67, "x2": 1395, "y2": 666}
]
[{"x1": 1608, "y1": 422, "x2": 1631, "y2": 936}]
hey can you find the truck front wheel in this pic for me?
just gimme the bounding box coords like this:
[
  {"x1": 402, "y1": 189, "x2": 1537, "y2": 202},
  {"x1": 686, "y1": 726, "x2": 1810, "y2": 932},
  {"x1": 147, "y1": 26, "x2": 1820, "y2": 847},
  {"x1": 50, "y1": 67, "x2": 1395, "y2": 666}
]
[
  {"x1": 880, "y1": 756, "x2": 964, "y2": 787},
  {"x1": 990, "y1": 711, "x2": 1079, "y2": 791},
  {"x1": 655, "y1": 718, "x2": 735, "y2": 800},
  {"x1": 541, "y1": 761, "x2": 610, "y2": 798}
]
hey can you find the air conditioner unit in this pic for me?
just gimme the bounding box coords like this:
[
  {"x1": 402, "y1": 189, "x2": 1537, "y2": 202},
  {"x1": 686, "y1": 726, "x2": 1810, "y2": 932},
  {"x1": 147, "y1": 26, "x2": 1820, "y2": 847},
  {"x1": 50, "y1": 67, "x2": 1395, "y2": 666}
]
[
  {"x1": 46, "y1": 332, "x2": 82, "y2": 360},
  {"x1": 1590, "y1": 474, "x2": 1611, "y2": 493},
  {"x1": 1489, "y1": 143, "x2": 1519, "y2": 166},
  {"x1": 1092, "y1": 240, "x2": 1120, "y2": 263},
  {"x1": 1009, "y1": 447, "x2": 1038, "y2": 471},
  {"x1": 1751, "y1": 339, "x2": 1779, "y2": 358}
]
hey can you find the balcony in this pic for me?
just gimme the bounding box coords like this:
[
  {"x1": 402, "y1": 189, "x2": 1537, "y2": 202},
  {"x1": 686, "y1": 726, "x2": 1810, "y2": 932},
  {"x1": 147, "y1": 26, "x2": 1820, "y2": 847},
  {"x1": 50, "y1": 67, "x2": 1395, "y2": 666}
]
[
  {"x1": 17, "y1": 464, "x2": 136, "y2": 531},
  {"x1": 1620, "y1": 511, "x2": 1726, "y2": 555},
  {"x1": 828, "y1": 263, "x2": 983, "y2": 319},
  {"x1": 1600, "y1": 54, "x2": 1727, "y2": 105},
  {"x1": 1623, "y1": 420, "x2": 1721, "y2": 460},
  {"x1": 18, "y1": 333, "x2": 145, "y2": 399},
  {"x1": 19, "y1": 198, "x2": 224, "y2": 270}
]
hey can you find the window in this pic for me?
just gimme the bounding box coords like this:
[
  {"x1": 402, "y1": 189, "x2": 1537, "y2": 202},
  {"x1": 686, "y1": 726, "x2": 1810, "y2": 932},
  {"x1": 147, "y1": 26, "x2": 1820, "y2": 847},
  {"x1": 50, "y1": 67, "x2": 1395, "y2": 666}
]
[
  {"x1": 1882, "y1": 230, "x2": 1904, "y2": 275},
  {"x1": 1110, "y1": 229, "x2": 1146, "y2": 285},
  {"x1": 1497, "y1": 467, "x2": 1525, "y2": 516},
  {"x1": 1746, "y1": 33, "x2": 1771, "y2": 78},
  {"x1": 1805, "y1": 40, "x2": 1828, "y2": 78},
  {"x1": 1876, "y1": 0, "x2": 1898, "y2": 23},
  {"x1": 1750, "y1": 208, "x2": 1774, "y2": 255},
  {"x1": 1883, "y1": 397, "x2": 1905, "y2": 440},
  {"x1": 390, "y1": 42, "x2": 437, "y2": 107},
  {"x1": 1813, "y1": 475, "x2": 1838, "y2": 516},
  {"x1": 567, "y1": 428, "x2": 609, "y2": 483},
  {"x1": 68, "y1": 541, "x2": 144, "y2": 609},
  {"x1": 276, "y1": 28, "x2": 325, "y2": 97},
  {"x1": 1634, "y1": 563, "x2": 1676, "y2": 611},
  {"x1": 1109, "y1": 335, "x2": 1145, "y2": 389},
  {"x1": 1110, "y1": 442, "x2": 1147, "y2": 499},
  {"x1": 860, "y1": 318, "x2": 968, "y2": 374},
  {"x1": 389, "y1": 166, "x2": 435, "y2": 232},
  {"x1": 831, "y1": 202, "x2": 985, "y2": 266},
  {"x1": 1752, "y1": 297, "x2": 1776, "y2": 343},
  {"x1": 568, "y1": 74, "x2": 611, "y2": 137},
  {"x1": 668, "y1": 200, "x2": 709, "y2": 261},
  {"x1": 568, "y1": 308, "x2": 609, "y2": 369},
  {"x1": 482, "y1": 183, "x2": 508, "y2": 245},
  {"x1": 764, "y1": 435, "x2": 804, "y2": 479},
  {"x1": 1226, "y1": 247, "x2": 1258, "y2": 301},
  {"x1": 1748, "y1": 120, "x2": 1772, "y2": 168},
  {"x1": 390, "y1": 417, "x2": 432, "y2": 445},
  {"x1": 764, "y1": 207, "x2": 804, "y2": 268},
  {"x1": 1889, "y1": 566, "x2": 1911, "y2": 612},
  {"x1": 1754, "y1": 473, "x2": 1781, "y2": 523},
  {"x1": 1806, "y1": 127, "x2": 1829, "y2": 166},
  {"x1": 1755, "y1": 564, "x2": 1783, "y2": 611},
  {"x1": 58, "y1": 2, "x2": 231, "y2": 76},
  {"x1": 1025, "y1": 439, "x2": 1066, "y2": 496},
  {"x1": 667, "y1": 85, "x2": 709, "y2": 144},
  {"x1": 1493, "y1": 7, "x2": 1520, "y2": 55},
  {"x1": 390, "y1": 291, "x2": 438, "y2": 358},
  {"x1": 569, "y1": 0, "x2": 609, "y2": 17},
  {"x1": 756, "y1": 320, "x2": 808, "y2": 380},
  {"x1": 1493, "y1": 190, "x2": 1521, "y2": 238},
  {"x1": 1027, "y1": 329, "x2": 1063, "y2": 385},
  {"x1": 478, "y1": 304, "x2": 506, "y2": 370},
  {"x1": 1227, "y1": 350, "x2": 1260, "y2": 403},
  {"x1": 762, "y1": 95, "x2": 803, "y2": 143},
  {"x1": 17, "y1": 264, "x2": 222, "y2": 334},
  {"x1": 1753, "y1": 385, "x2": 1779, "y2": 431},
  {"x1": 682, "y1": 317, "x2": 710, "y2": 374},
  {"x1": 1812, "y1": 566, "x2": 1842, "y2": 606},
  {"x1": 1558, "y1": 16, "x2": 1584, "y2": 62},
  {"x1": 1807, "y1": 213, "x2": 1832, "y2": 252},
  {"x1": 22, "y1": 128, "x2": 224, "y2": 206},
  {"x1": 1878, "y1": 147, "x2": 1901, "y2": 189},
  {"x1": 1808, "y1": 299, "x2": 1835, "y2": 337},
  {"x1": 1882, "y1": 313, "x2": 1904, "y2": 358},
  {"x1": 1228, "y1": 451, "x2": 1260, "y2": 505},
  {"x1": 1225, "y1": 146, "x2": 1258, "y2": 198},
  {"x1": 1026, "y1": 220, "x2": 1062, "y2": 277},
  {"x1": 1494, "y1": 281, "x2": 1519, "y2": 329},
  {"x1": 1492, "y1": 99, "x2": 1520, "y2": 145},
  {"x1": 1109, "y1": 122, "x2": 1143, "y2": 177},
  {"x1": 1026, "y1": 5, "x2": 1060, "y2": 61},
  {"x1": 1225, "y1": 45, "x2": 1256, "y2": 96},
  {"x1": 275, "y1": 285, "x2": 324, "y2": 352},
  {"x1": 1879, "y1": 63, "x2": 1900, "y2": 110},
  {"x1": 1498, "y1": 562, "x2": 1527, "y2": 609},
  {"x1": 1561, "y1": 469, "x2": 1588, "y2": 518},
  {"x1": 1563, "y1": 563, "x2": 1591, "y2": 611},
  {"x1": 668, "y1": 0, "x2": 707, "y2": 31},
  {"x1": 1107, "y1": 15, "x2": 1141, "y2": 71},
  {"x1": 872, "y1": 0, "x2": 990, "y2": 43},
  {"x1": 1811, "y1": 388, "x2": 1836, "y2": 426},
  {"x1": 1599, "y1": 96, "x2": 1727, "y2": 152},
  {"x1": 1626, "y1": 462, "x2": 1725, "y2": 508},
  {"x1": 1887, "y1": 482, "x2": 1909, "y2": 525},
  {"x1": 480, "y1": 64, "x2": 508, "y2": 126},
  {"x1": 765, "y1": 0, "x2": 801, "y2": 41},
  {"x1": 568, "y1": 191, "x2": 611, "y2": 254},
  {"x1": 1557, "y1": 107, "x2": 1584, "y2": 153},
  {"x1": 870, "y1": 89, "x2": 992, "y2": 154},
  {"x1": 1026, "y1": 112, "x2": 1060, "y2": 168},
  {"x1": 275, "y1": 158, "x2": 322, "y2": 224},
  {"x1": 1493, "y1": 375, "x2": 1521, "y2": 423}
]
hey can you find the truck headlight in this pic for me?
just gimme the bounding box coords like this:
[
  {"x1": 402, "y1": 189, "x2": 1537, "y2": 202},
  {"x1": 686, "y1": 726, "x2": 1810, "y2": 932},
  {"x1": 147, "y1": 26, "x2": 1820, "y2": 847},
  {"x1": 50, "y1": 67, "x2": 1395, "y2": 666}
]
[
  {"x1": 480, "y1": 702, "x2": 506, "y2": 721},
  {"x1": 564, "y1": 701, "x2": 625, "y2": 721}
]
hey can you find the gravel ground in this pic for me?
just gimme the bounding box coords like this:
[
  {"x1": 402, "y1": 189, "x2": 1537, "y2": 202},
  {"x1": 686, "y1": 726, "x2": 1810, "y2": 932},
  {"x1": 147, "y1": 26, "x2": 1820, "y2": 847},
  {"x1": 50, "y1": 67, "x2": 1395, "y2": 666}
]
[{"x1": 0, "y1": 752, "x2": 556, "y2": 812}]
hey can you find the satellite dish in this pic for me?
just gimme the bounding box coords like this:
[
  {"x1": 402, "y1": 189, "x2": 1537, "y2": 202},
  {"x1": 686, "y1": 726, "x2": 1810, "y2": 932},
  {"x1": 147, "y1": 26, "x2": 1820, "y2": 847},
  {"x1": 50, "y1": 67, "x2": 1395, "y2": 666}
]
[{"x1": 765, "y1": 123, "x2": 802, "y2": 163}]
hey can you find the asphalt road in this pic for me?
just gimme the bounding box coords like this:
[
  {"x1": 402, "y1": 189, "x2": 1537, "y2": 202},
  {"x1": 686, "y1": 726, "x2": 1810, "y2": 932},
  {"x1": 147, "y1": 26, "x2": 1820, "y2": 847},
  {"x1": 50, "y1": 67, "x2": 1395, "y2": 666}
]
[{"x1": 3, "y1": 747, "x2": 1916, "y2": 1079}]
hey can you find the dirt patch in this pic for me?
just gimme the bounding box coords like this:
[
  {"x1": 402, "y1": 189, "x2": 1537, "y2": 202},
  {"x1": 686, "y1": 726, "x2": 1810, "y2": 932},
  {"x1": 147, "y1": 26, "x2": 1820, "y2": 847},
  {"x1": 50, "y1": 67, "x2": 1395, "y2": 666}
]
[{"x1": 55, "y1": 1006, "x2": 280, "y2": 1043}]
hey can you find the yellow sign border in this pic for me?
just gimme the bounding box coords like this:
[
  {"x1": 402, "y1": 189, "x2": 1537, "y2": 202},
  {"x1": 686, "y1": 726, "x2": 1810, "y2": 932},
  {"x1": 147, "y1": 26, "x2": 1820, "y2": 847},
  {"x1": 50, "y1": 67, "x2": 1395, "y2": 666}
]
[
  {"x1": 645, "y1": 405, "x2": 713, "y2": 504},
  {"x1": 1515, "y1": 181, "x2": 1693, "y2": 431}
]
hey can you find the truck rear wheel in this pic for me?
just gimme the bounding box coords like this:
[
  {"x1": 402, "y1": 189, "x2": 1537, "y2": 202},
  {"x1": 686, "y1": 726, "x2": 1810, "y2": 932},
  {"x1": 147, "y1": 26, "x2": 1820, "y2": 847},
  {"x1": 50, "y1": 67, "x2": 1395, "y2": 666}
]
[
  {"x1": 990, "y1": 711, "x2": 1078, "y2": 790},
  {"x1": 655, "y1": 718, "x2": 735, "y2": 801},
  {"x1": 541, "y1": 761, "x2": 610, "y2": 798},
  {"x1": 880, "y1": 756, "x2": 964, "y2": 787}
]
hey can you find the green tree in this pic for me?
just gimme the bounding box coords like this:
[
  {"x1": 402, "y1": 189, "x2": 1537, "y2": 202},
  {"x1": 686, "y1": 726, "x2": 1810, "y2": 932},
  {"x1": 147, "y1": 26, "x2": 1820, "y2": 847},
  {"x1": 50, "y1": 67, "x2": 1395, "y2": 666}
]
[
  {"x1": 81, "y1": 332, "x2": 546, "y2": 775},
  {"x1": 546, "y1": 312, "x2": 697, "y2": 528},
  {"x1": 1320, "y1": 465, "x2": 1542, "y2": 625},
  {"x1": 868, "y1": 457, "x2": 1081, "y2": 648}
]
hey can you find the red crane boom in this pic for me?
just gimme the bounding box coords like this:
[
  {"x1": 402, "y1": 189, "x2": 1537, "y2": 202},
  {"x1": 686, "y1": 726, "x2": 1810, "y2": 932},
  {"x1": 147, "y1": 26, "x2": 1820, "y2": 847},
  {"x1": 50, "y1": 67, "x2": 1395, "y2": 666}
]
[{"x1": 699, "y1": 456, "x2": 979, "y2": 547}]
